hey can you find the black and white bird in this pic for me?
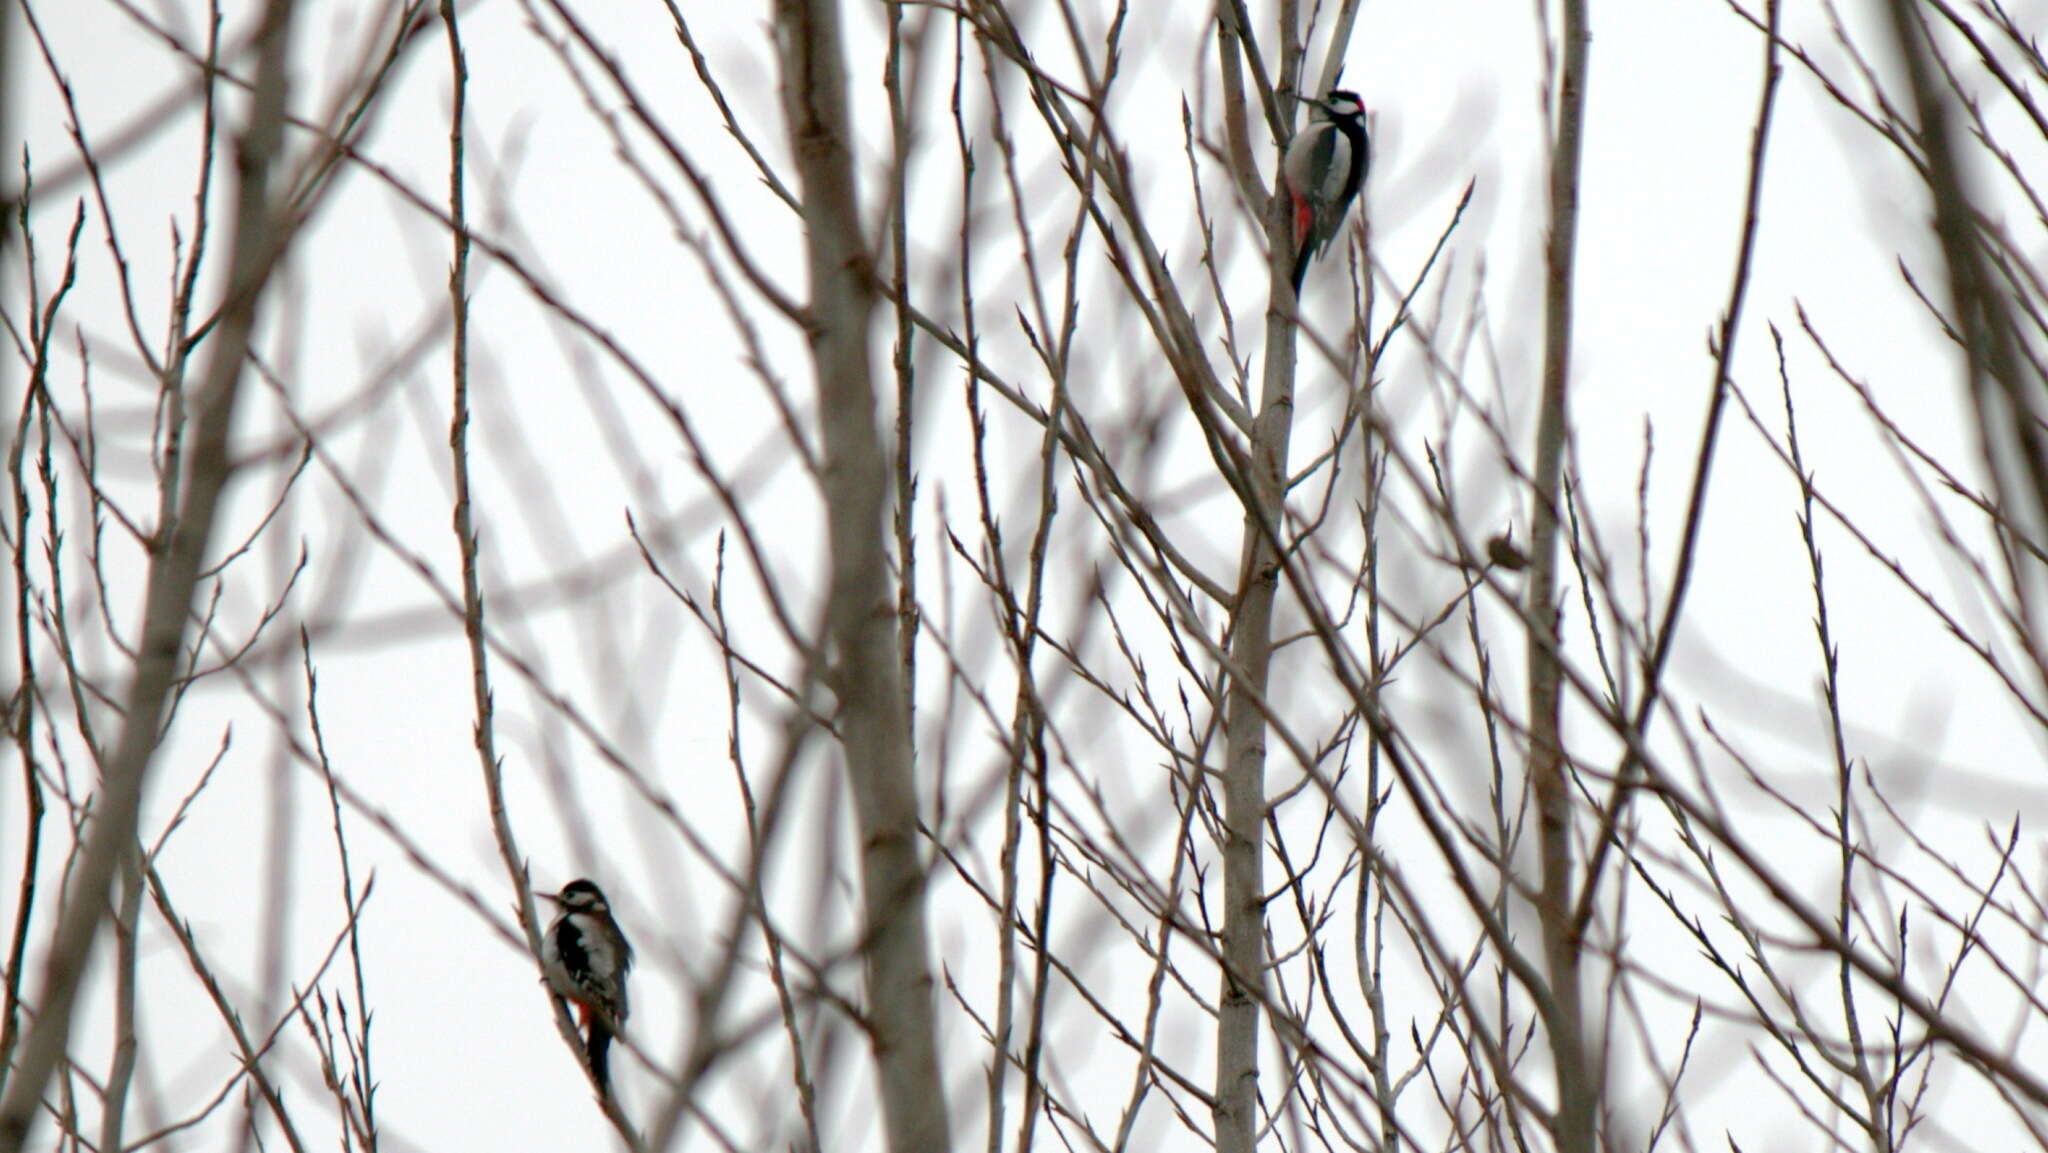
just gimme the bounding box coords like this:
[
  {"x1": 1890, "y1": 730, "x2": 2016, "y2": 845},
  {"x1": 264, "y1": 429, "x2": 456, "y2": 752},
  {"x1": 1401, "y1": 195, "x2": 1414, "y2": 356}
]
[
  {"x1": 538, "y1": 878, "x2": 634, "y2": 1095},
  {"x1": 1280, "y1": 89, "x2": 1370, "y2": 293}
]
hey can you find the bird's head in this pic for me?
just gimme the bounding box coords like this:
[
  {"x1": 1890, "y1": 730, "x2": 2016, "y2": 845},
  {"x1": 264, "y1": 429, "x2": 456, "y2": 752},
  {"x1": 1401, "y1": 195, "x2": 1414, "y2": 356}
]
[
  {"x1": 1319, "y1": 89, "x2": 1364, "y2": 121},
  {"x1": 538, "y1": 878, "x2": 611, "y2": 913}
]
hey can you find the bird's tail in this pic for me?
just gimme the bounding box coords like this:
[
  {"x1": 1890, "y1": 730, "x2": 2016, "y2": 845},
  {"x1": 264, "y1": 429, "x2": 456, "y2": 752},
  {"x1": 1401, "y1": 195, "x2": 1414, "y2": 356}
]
[
  {"x1": 587, "y1": 1020, "x2": 615, "y2": 1095},
  {"x1": 1290, "y1": 240, "x2": 1314, "y2": 294}
]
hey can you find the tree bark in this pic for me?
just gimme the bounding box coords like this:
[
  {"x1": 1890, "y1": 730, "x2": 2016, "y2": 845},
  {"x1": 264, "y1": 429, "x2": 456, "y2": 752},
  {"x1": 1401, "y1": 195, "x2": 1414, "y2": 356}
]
[
  {"x1": 774, "y1": 3, "x2": 952, "y2": 1150},
  {"x1": 1526, "y1": 0, "x2": 1594, "y2": 1149},
  {"x1": 1213, "y1": 78, "x2": 1308, "y2": 1153}
]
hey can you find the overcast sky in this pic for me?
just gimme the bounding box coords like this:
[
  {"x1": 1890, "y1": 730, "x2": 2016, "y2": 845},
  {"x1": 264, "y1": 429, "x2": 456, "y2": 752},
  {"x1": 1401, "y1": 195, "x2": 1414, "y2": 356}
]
[{"x1": 10, "y1": 0, "x2": 2048, "y2": 1149}]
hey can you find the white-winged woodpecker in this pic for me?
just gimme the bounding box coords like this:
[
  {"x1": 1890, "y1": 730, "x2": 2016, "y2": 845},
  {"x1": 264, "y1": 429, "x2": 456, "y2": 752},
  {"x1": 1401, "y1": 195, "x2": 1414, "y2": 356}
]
[
  {"x1": 539, "y1": 878, "x2": 633, "y2": 1094},
  {"x1": 1280, "y1": 89, "x2": 1370, "y2": 293}
]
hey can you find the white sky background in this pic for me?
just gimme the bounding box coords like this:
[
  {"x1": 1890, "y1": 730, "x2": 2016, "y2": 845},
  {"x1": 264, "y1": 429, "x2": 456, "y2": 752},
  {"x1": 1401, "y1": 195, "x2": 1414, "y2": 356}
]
[{"x1": 8, "y1": 0, "x2": 2048, "y2": 1150}]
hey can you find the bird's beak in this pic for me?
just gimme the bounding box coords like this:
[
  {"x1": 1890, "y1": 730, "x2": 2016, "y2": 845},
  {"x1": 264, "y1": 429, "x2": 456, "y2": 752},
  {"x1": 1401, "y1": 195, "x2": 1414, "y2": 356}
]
[{"x1": 533, "y1": 890, "x2": 561, "y2": 905}]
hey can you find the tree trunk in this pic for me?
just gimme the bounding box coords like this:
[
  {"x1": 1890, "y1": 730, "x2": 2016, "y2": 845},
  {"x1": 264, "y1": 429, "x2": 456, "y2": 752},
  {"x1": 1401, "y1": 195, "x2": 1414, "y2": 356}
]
[{"x1": 774, "y1": 3, "x2": 952, "y2": 1150}]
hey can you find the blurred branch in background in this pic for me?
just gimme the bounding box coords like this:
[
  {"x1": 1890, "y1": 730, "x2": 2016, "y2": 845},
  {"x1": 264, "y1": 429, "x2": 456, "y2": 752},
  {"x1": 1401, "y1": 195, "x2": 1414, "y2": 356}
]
[
  {"x1": 0, "y1": 0, "x2": 309, "y2": 1143},
  {"x1": 1880, "y1": 0, "x2": 2048, "y2": 676}
]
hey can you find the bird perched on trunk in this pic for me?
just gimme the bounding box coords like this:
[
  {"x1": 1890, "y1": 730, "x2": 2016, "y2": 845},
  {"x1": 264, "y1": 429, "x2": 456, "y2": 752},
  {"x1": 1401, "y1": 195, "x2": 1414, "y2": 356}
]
[
  {"x1": 539, "y1": 878, "x2": 633, "y2": 1095},
  {"x1": 1280, "y1": 89, "x2": 1370, "y2": 293}
]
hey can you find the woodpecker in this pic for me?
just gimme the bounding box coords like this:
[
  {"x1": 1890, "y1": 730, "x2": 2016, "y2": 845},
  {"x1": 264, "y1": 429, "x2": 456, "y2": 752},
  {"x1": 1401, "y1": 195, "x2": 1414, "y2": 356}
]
[
  {"x1": 538, "y1": 878, "x2": 634, "y2": 1095},
  {"x1": 1280, "y1": 89, "x2": 1370, "y2": 293}
]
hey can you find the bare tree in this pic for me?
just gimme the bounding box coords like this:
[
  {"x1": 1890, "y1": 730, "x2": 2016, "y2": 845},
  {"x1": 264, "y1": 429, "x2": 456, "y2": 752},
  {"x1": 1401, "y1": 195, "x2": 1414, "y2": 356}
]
[{"x1": 5, "y1": 0, "x2": 2048, "y2": 1150}]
